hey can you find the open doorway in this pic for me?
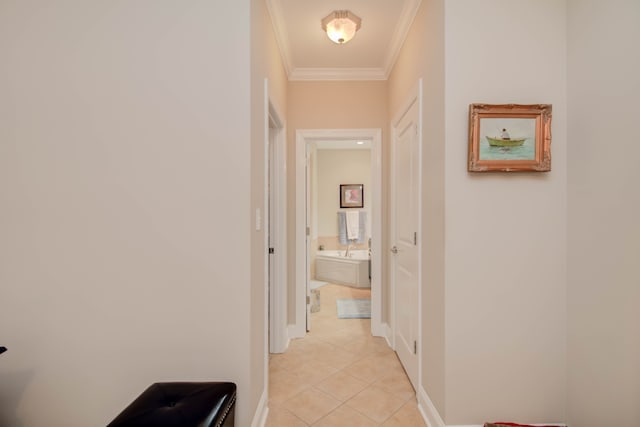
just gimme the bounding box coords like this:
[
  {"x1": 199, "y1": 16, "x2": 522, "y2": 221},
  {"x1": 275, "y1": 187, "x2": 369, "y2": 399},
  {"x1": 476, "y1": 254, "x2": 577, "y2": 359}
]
[
  {"x1": 308, "y1": 140, "x2": 372, "y2": 332},
  {"x1": 293, "y1": 129, "x2": 383, "y2": 340}
]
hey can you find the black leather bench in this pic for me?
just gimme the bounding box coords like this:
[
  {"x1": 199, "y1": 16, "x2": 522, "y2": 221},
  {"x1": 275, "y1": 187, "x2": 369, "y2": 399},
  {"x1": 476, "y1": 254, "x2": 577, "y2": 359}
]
[{"x1": 107, "y1": 382, "x2": 236, "y2": 427}]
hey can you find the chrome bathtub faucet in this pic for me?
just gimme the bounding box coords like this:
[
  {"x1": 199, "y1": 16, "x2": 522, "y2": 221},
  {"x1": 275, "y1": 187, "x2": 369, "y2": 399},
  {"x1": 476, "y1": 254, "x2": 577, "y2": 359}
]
[{"x1": 345, "y1": 243, "x2": 355, "y2": 258}]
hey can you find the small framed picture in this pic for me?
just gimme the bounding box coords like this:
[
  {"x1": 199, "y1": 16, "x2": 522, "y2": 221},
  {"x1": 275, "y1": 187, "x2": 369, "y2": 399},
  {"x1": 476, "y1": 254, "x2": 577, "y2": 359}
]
[
  {"x1": 468, "y1": 103, "x2": 552, "y2": 172},
  {"x1": 340, "y1": 184, "x2": 364, "y2": 208}
]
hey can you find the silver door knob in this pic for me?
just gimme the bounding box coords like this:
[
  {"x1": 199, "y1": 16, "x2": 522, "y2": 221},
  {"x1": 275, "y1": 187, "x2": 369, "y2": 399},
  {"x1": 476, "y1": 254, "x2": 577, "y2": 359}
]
[{"x1": 390, "y1": 246, "x2": 398, "y2": 254}]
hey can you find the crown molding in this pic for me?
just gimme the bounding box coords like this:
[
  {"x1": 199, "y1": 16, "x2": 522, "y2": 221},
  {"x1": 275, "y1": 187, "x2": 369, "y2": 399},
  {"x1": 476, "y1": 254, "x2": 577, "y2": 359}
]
[
  {"x1": 265, "y1": 0, "x2": 293, "y2": 77},
  {"x1": 289, "y1": 67, "x2": 387, "y2": 81},
  {"x1": 383, "y1": 0, "x2": 422, "y2": 76}
]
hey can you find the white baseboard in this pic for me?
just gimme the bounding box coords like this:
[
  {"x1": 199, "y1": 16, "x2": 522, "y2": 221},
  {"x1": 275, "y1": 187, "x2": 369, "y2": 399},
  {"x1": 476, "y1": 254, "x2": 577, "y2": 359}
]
[
  {"x1": 251, "y1": 390, "x2": 269, "y2": 427},
  {"x1": 417, "y1": 386, "x2": 567, "y2": 427},
  {"x1": 271, "y1": 334, "x2": 290, "y2": 354},
  {"x1": 382, "y1": 322, "x2": 393, "y2": 348},
  {"x1": 288, "y1": 324, "x2": 305, "y2": 340},
  {"x1": 418, "y1": 386, "x2": 445, "y2": 427},
  {"x1": 270, "y1": 327, "x2": 290, "y2": 354}
]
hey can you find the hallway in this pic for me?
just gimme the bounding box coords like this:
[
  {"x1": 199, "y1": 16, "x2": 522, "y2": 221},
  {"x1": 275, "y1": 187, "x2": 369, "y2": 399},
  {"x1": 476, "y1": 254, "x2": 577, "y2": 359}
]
[{"x1": 266, "y1": 284, "x2": 426, "y2": 426}]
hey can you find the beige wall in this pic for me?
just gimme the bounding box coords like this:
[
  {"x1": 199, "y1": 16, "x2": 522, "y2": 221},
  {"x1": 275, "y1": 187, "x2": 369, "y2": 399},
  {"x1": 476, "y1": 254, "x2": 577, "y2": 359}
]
[
  {"x1": 567, "y1": 1, "x2": 640, "y2": 426},
  {"x1": 390, "y1": 0, "x2": 567, "y2": 423},
  {"x1": 250, "y1": 0, "x2": 288, "y2": 419},
  {"x1": 2, "y1": 2, "x2": 636, "y2": 426},
  {"x1": 444, "y1": 0, "x2": 567, "y2": 423},
  {"x1": 286, "y1": 81, "x2": 388, "y2": 324},
  {"x1": 0, "y1": 1, "x2": 260, "y2": 426},
  {"x1": 316, "y1": 149, "x2": 371, "y2": 242},
  {"x1": 388, "y1": 0, "x2": 447, "y2": 415}
]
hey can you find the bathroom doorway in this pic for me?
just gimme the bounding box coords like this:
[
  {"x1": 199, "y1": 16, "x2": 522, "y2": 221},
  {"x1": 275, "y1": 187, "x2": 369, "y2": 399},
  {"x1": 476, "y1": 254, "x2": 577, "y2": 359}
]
[{"x1": 293, "y1": 129, "x2": 383, "y2": 339}]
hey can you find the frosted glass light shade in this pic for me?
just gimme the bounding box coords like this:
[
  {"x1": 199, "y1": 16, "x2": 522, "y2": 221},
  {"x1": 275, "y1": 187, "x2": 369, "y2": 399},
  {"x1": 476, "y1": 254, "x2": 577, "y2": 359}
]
[{"x1": 321, "y1": 10, "x2": 361, "y2": 44}]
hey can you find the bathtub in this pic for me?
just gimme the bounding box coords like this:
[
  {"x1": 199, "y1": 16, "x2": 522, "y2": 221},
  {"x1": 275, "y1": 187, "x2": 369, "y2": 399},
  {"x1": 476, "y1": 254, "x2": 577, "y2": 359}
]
[{"x1": 315, "y1": 250, "x2": 370, "y2": 288}]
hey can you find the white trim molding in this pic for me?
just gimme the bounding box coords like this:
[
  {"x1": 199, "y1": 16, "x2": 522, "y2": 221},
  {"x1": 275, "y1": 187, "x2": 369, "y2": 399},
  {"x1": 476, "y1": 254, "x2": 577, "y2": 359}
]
[
  {"x1": 289, "y1": 67, "x2": 387, "y2": 81},
  {"x1": 288, "y1": 324, "x2": 303, "y2": 341},
  {"x1": 250, "y1": 389, "x2": 269, "y2": 427},
  {"x1": 418, "y1": 386, "x2": 445, "y2": 427},
  {"x1": 264, "y1": 0, "x2": 292, "y2": 77},
  {"x1": 382, "y1": 0, "x2": 422, "y2": 77},
  {"x1": 382, "y1": 322, "x2": 393, "y2": 348},
  {"x1": 417, "y1": 386, "x2": 567, "y2": 427}
]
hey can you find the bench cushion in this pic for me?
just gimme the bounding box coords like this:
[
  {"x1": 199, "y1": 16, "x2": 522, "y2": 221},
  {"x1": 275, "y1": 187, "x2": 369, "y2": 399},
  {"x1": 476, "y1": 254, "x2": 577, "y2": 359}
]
[{"x1": 108, "y1": 382, "x2": 236, "y2": 427}]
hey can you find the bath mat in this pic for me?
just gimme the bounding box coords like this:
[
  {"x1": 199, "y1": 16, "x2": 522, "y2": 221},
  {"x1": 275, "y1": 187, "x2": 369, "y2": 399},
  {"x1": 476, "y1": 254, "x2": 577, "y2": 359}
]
[
  {"x1": 311, "y1": 280, "x2": 328, "y2": 290},
  {"x1": 336, "y1": 298, "x2": 371, "y2": 319}
]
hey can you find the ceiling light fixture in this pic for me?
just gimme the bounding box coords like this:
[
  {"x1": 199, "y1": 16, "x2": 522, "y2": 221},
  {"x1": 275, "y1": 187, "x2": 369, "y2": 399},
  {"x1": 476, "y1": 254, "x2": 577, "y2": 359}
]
[{"x1": 321, "y1": 10, "x2": 361, "y2": 44}]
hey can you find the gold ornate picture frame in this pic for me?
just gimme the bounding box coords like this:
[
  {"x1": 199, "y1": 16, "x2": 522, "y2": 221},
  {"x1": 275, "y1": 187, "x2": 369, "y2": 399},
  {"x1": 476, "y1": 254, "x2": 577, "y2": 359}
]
[{"x1": 468, "y1": 104, "x2": 552, "y2": 172}]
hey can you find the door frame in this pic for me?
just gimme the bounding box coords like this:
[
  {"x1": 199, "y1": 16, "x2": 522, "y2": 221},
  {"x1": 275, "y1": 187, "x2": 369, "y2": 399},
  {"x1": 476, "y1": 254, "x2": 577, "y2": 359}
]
[
  {"x1": 293, "y1": 128, "x2": 383, "y2": 338},
  {"x1": 390, "y1": 79, "x2": 423, "y2": 388}
]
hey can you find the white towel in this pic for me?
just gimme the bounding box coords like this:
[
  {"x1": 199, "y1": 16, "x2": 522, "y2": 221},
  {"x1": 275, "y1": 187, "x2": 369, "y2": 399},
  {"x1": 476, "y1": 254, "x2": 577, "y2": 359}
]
[
  {"x1": 338, "y1": 212, "x2": 348, "y2": 244},
  {"x1": 338, "y1": 211, "x2": 367, "y2": 244},
  {"x1": 346, "y1": 211, "x2": 360, "y2": 240}
]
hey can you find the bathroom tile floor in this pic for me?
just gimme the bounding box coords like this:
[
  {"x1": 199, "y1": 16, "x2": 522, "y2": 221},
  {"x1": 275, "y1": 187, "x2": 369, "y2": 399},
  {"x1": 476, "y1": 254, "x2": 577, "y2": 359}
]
[{"x1": 266, "y1": 283, "x2": 427, "y2": 426}]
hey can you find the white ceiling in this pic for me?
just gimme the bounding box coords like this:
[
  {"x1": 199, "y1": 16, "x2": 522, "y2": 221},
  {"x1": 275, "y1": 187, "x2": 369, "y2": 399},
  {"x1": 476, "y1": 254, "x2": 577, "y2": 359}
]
[{"x1": 266, "y1": 0, "x2": 421, "y2": 81}]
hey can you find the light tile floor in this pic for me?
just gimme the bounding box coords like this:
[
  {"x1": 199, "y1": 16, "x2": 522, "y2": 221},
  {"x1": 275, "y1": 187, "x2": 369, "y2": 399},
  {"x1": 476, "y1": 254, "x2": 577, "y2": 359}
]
[{"x1": 266, "y1": 283, "x2": 427, "y2": 426}]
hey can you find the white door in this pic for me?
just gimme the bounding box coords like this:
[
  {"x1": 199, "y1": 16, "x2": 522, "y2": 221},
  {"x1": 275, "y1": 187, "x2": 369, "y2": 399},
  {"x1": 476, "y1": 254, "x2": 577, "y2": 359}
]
[
  {"x1": 305, "y1": 149, "x2": 312, "y2": 331},
  {"x1": 267, "y1": 104, "x2": 287, "y2": 354},
  {"x1": 391, "y1": 96, "x2": 421, "y2": 391},
  {"x1": 268, "y1": 127, "x2": 277, "y2": 352}
]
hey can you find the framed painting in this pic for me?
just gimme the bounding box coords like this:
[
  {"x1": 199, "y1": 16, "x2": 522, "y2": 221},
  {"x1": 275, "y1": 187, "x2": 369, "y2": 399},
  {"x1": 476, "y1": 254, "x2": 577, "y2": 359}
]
[
  {"x1": 340, "y1": 184, "x2": 364, "y2": 208},
  {"x1": 468, "y1": 104, "x2": 552, "y2": 172}
]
